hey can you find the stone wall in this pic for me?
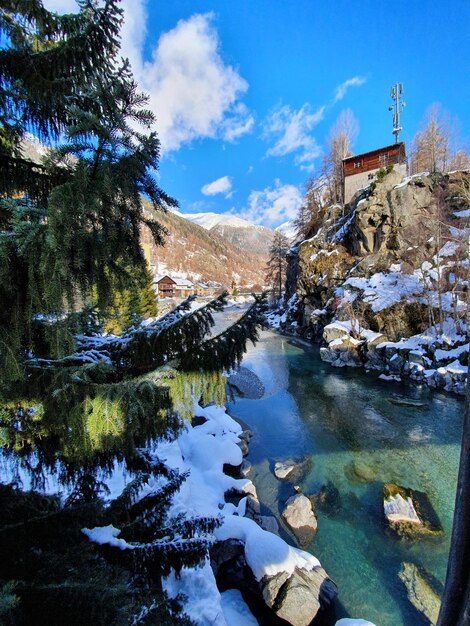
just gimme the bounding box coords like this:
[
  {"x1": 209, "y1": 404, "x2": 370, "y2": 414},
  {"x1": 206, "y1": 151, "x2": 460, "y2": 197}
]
[{"x1": 344, "y1": 162, "x2": 407, "y2": 204}]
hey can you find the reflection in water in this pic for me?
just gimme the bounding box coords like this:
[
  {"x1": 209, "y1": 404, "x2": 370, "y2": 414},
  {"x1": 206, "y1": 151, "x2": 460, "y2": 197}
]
[{"x1": 228, "y1": 330, "x2": 463, "y2": 626}]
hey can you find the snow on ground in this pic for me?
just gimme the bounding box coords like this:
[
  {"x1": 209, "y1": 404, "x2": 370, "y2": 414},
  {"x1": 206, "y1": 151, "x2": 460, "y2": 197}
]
[
  {"x1": 220, "y1": 589, "x2": 259, "y2": 626},
  {"x1": 454, "y1": 208, "x2": 470, "y2": 218},
  {"x1": 154, "y1": 401, "x2": 324, "y2": 624},
  {"x1": 344, "y1": 270, "x2": 423, "y2": 312}
]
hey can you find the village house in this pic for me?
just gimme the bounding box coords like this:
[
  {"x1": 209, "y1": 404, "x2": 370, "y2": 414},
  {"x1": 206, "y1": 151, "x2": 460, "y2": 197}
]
[
  {"x1": 342, "y1": 142, "x2": 407, "y2": 204},
  {"x1": 153, "y1": 275, "x2": 194, "y2": 298}
]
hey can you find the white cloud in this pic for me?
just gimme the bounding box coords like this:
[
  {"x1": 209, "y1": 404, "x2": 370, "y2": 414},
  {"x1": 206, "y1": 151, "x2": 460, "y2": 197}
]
[
  {"x1": 263, "y1": 103, "x2": 324, "y2": 169},
  {"x1": 333, "y1": 76, "x2": 367, "y2": 103},
  {"x1": 238, "y1": 180, "x2": 303, "y2": 228},
  {"x1": 123, "y1": 7, "x2": 253, "y2": 152},
  {"x1": 201, "y1": 176, "x2": 232, "y2": 196},
  {"x1": 42, "y1": 2, "x2": 254, "y2": 153}
]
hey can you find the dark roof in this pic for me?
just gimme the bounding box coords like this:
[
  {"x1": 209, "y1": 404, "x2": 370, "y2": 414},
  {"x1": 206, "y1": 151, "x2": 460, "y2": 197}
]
[{"x1": 343, "y1": 142, "x2": 405, "y2": 163}]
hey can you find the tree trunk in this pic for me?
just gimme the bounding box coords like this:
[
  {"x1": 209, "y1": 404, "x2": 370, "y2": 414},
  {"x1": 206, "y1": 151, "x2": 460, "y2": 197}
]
[{"x1": 436, "y1": 350, "x2": 470, "y2": 625}]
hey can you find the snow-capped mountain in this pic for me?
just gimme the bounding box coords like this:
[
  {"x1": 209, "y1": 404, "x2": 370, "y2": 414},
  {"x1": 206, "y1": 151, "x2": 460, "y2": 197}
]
[
  {"x1": 179, "y1": 211, "x2": 254, "y2": 230},
  {"x1": 178, "y1": 211, "x2": 276, "y2": 255},
  {"x1": 276, "y1": 219, "x2": 297, "y2": 240},
  {"x1": 141, "y1": 205, "x2": 270, "y2": 287}
]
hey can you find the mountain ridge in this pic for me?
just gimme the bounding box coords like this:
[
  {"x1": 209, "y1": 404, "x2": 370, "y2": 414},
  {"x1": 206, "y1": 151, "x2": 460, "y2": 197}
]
[{"x1": 141, "y1": 204, "x2": 269, "y2": 287}]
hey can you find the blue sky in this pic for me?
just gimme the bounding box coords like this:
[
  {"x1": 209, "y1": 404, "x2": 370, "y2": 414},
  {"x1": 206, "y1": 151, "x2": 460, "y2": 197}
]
[{"x1": 45, "y1": 0, "x2": 470, "y2": 228}]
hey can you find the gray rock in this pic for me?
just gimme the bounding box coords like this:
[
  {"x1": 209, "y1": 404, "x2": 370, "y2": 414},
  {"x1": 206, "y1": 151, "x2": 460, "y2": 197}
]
[
  {"x1": 261, "y1": 570, "x2": 290, "y2": 608},
  {"x1": 323, "y1": 323, "x2": 349, "y2": 344},
  {"x1": 261, "y1": 566, "x2": 337, "y2": 626},
  {"x1": 274, "y1": 460, "x2": 297, "y2": 480},
  {"x1": 227, "y1": 367, "x2": 265, "y2": 399},
  {"x1": 209, "y1": 538, "x2": 245, "y2": 577},
  {"x1": 388, "y1": 353, "x2": 405, "y2": 374},
  {"x1": 241, "y1": 481, "x2": 258, "y2": 499},
  {"x1": 274, "y1": 457, "x2": 312, "y2": 482},
  {"x1": 399, "y1": 562, "x2": 441, "y2": 625},
  {"x1": 282, "y1": 494, "x2": 318, "y2": 547},
  {"x1": 319, "y1": 346, "x2": 335, "y2": 363},
  {"x1": 244, "y1": 495, "x2": 261, "y2": 523}
]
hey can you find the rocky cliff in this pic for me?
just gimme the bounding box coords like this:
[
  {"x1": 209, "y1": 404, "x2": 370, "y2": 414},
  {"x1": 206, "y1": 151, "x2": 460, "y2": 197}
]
[{"x1": 283, "y1": 168, "x2": 469, "y2": 393}]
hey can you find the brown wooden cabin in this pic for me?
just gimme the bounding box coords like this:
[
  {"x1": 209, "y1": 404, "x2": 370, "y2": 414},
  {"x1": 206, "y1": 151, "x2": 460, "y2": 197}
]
[
  {"x1": 154, "y1": 275, "x2": 177, "y2": 298},
  {"x1": 343, "y1": 142, "x2": 406, "y2": 177}
]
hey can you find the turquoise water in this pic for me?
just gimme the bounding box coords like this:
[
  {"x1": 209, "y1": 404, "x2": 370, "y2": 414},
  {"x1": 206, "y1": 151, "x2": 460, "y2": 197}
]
[{"x1": 228, "y1": 330, "x2": 463, "y2": 626}]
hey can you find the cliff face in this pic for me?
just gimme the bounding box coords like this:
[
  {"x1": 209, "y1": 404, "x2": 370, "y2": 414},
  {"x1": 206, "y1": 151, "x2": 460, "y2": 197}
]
[{"x1": 286, "y1": 169, "x2": 469, "y2": 343}]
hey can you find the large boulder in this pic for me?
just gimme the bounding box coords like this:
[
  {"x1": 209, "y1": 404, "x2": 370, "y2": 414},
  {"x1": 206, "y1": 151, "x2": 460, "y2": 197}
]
[
  {"x1": 282, "y1": 494, "x2": 318, "y2": 547},
  {"x1": 323, "y1": 322, "x2": 350, "y2": 344},
  {"x1": 211, "y1": 537, "x2": 336, "y2": 626},
  {"x1": 399, "y1": 562, "x2": 441, "y2": 625},
  {"x1": 261, "y1": 566, "x2": 337, "y2": 626},
  {"x1": 383, "y1": 484, "x2": 443, "y2": 538}
]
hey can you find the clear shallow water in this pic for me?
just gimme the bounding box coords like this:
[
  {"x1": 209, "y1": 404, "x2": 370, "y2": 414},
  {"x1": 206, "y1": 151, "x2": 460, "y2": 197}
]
[{"x1": 228, "y1": 330, "x2": 464, "y2": 626}]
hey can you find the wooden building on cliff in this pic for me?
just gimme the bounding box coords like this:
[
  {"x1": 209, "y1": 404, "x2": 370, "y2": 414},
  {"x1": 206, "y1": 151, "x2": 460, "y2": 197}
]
[{"x1": 342, "y1": 142, "x2": 407, "y2": 204}]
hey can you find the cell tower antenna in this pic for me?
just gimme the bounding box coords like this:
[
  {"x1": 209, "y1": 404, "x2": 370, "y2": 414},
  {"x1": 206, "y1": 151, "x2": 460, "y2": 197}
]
[{"x1": 388, "y1": 83, "x2": 405, "y2": 143}]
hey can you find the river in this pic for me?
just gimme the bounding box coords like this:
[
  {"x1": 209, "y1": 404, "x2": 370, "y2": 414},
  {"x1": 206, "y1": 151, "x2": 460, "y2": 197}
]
[{"x1": 227, "y1": 327, "x2": 463, "y2": 626}]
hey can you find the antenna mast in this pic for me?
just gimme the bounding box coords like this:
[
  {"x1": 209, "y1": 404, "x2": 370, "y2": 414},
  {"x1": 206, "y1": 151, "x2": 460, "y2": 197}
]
[{"x1": 389, "y1": 83, "x2": 405, "y2": 143}]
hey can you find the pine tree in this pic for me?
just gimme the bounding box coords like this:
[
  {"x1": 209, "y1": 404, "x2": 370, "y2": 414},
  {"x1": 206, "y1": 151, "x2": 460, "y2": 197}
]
[
  {"x1": 0, "y1": 3, "x2": 268, "y2": 623},
  {"x1": 266, "y1": 232, "x2": 289, "y2": 304}
]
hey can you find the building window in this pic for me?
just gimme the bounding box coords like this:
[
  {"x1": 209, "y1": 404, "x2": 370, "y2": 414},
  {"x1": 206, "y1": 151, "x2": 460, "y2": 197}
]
[
  {"x1": 379, "y1": 153, "x2": 389, "y2": 164},
  {"x1": 368, "y1": 173, "x2": 375, "y2": 180},
  {"x1": 353, "y1": 161, "x2": 362, "y2": 169}
]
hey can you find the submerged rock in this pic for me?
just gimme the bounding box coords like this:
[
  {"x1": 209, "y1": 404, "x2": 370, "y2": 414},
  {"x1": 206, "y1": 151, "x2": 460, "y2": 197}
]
[
  {"x1": 309, "y1": 482, "x2": 342, "y2": 516},
  {"x1": 399, "y1": 562, "x2": 441, "y2": 625},
  {"x1": 274, "y1": 460, "x2": 297, "y2": 480},
  {"x1": 388, "y1": 395, "x2": 428, "y2": 408},
  {"x1": 274, "y1": 457, "x2": 311, "y2": 482},
  {"x1": 282, "y1": 494, "x2": 318, "y2": 547},
  {"x1": 345, "y1": 459, "x2": 377, "y2": 483},
  {"x1": 227, "y1": 367, "x2": 265, "y2": 399},
  {"x1": 383, "y1": 483, "x2": 443, "y2": 538}
]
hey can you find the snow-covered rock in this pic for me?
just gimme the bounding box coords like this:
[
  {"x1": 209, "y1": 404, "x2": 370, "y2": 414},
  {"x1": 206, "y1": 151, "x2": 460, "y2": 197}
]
[{"x1": 383, "y1": 484, "x2": 443, "y2": 538}]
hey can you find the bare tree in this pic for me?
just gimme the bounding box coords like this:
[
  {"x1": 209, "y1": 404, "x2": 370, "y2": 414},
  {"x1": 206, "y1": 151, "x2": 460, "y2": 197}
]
[
  {"x1": 410, "y1": 104, "x2": 469, "y2": 174},
  {"x1": 294, "y1": 110, "x2": 358, "y2": 239},
  {"x1": 328, "y1": 109, "x2": 359, "y2": 205}
]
